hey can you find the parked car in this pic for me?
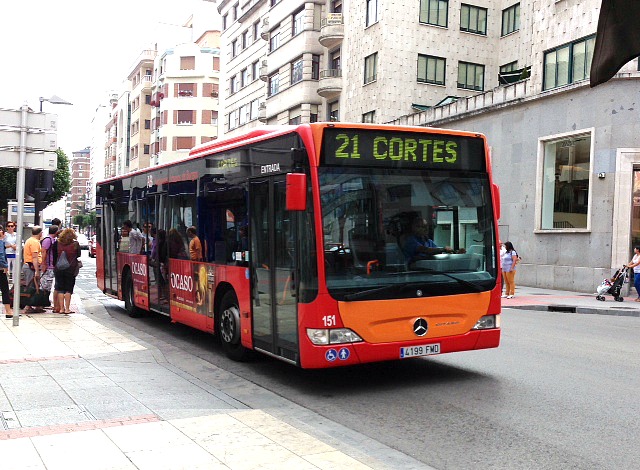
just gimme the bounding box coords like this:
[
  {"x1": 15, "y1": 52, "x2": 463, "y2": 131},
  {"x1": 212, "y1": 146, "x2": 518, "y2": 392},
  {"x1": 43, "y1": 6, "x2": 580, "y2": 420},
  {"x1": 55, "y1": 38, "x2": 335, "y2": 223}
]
[
  {"x1": 77, "y1": 233, "x2": 89, "y2": 250},
  {"x1": 89, "y1": 235, "x2": 96, "y2": 258}
]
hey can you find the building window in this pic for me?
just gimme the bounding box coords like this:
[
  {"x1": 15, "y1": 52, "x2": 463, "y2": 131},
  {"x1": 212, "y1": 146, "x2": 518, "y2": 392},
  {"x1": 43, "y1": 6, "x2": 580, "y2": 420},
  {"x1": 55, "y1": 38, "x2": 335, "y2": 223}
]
[
  {"x1": 177, "y1": 83, "x2": 196, "y2": 97},
  {"x1": 145, "y1": 94, "x2": 151, "y2": 105},
  {"x1": 331, "y1": 0, "x2": 342, "y2": 13},
  {"x1": 269, "y1": 26, "x2": 280, "y2": 52},
  {"x1": 253, "y1": 21, "x2": 260, "y2": 43},
  {"x1": 145, "y1": 119, "x2": 151, "y2": 129},
  {"x1": 177, "y1": 110, "x2": 194, "y2": 124},
  {"x1": 213, "y1": 56, "x2": 220, "y2": 71},
  {"x1": 241, "y1": 68, "x2": 249, "y2": 87},
  {"x1": 144, "y1": 144, "x2": 150, "y2": 155},
  {"x1": 418, "y1": 54, "x2": 446, "y2": 85},
  {"x1": 362, "y1": 111, "x2": 375, "y2": 123},
  {"x1": 252, "y1": 60, "x2": 259, "y2": 81},
  {"x1": 250, "y1": 99, "x2": 259, "y2": 120},
  {"x1": 366, "y1": 0, "x2": 378, "y2": 26},
  {"x1": 420, "y1": 0, "x2": 448, "y2": 27},
  {"x1": 291, "y1": 57, "x2": 303, "y2": 84},
  {"x1": 538, "y1": 131, "x2": 592, "y2": 230},
  {"x1": 457, "y1": 61, "x2": 484, "y2": 91},
  {"x1": 239, "y1": 104, "x2": 249, "y2": 125},
  {"x1": 232, "y1": 3, "x2": 239, "y2": 21},
  {"x1": 222, "y1": 14, "x2": 228, "y2": 30},
  {"x1": 268, "y1": 73, "x2": 280, "y2": 96},
  {"x1": 293, "y1": 8, "x2": 304, "y2": 36},
  {"x1": 330, "y1": 49, "x2": 341, "y2": 70},
  {"x1": 364, "y1": 52, "x2": 378, "y2": 84},
  {"x1": 329, "y1": 101, "x2": 339, "y2": 121},
  {"x1": 230, "y1": 74, "x2": 240, "y2": 94},
  {"x1": 289, "y1": 115, "x2": 302, "y2": 125},
  {"x1": 501, "y1": 3, "x2": 520, "y2": 36},
  {"x1": 460, "y1": 4, "x2": 487, "y2": 35},
  {"x1": 270, "y1": 0, "x2": 281, "y2": 6},
  {"x1": 310, "y1": 113, "x2": 318, "y2": 122},
  {"x1": 175, "y1": 136, "x2": 194, "y2": 151},
  {"x1": 312, "y1": 54, "x2": 320, "y2": 79},
  {"x1": 543, "y1": 35, "x2": 595, "y2": 90},
  {"x1": 500, "y1": 61, "x2": 518, "y2": 73},
  {"x1": 231, "y1": 39, "x2": 238, "y2": 58},
  {"x1": 242, "y1": 30, "x2": 249, "y2": 49},
  {"x1": 180, "y1": 56, "x2": 195, "y2": 70}
]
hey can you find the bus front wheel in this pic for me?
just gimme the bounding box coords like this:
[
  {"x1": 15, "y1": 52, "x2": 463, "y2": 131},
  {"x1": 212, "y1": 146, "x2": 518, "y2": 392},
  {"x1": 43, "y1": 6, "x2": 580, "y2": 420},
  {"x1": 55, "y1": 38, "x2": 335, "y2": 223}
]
[{"x1": 218, "y1": 291, "x2": 249, "y2": 361}]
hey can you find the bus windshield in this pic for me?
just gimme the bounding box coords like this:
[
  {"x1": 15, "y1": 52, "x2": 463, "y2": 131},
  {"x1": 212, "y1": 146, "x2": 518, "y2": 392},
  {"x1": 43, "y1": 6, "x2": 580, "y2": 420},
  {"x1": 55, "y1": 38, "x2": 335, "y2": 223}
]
[{"x1": 319, "y1": 167, "x2": 497, "y2": 301}]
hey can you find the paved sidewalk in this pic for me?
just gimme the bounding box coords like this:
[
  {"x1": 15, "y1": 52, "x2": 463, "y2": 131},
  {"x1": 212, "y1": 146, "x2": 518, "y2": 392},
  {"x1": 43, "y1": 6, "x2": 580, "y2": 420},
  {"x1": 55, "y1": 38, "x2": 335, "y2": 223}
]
[
  {"x1": 0, "y1": 288, "x2": 429, "y2": 470},
  {"x1": 502, "y1": 284, "x2": 640, "y2": 317}
]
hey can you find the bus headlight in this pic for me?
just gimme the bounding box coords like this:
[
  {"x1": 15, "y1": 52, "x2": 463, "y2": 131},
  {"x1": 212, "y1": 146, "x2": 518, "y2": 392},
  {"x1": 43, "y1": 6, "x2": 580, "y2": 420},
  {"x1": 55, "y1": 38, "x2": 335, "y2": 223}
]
[
  {"x1": 307, "y1": 328, "x2": 363, "y2": 345},
  {"x1": 473, "y1": 315, "x2": 500, "y2": 330}
]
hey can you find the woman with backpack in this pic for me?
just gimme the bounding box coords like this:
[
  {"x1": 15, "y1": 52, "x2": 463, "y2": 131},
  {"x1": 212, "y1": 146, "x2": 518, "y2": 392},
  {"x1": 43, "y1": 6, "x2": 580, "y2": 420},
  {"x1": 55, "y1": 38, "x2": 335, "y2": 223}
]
[
  {"x1": 54, "y1": 228, "x2": 81, "y2": 314},
  {"x1": 501, "y1": 241, "x2": 520, "y2": 299}
]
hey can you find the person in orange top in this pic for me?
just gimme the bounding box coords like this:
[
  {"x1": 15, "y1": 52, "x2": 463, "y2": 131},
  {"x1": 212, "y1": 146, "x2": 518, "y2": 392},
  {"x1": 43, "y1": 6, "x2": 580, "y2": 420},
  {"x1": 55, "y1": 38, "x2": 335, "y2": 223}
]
[
  {"x1": 187, "y1": 226, "x2": 203, "y2": 261},
  {"x1": 22, "y1": 226, "x2": 43, "y2": 289}
]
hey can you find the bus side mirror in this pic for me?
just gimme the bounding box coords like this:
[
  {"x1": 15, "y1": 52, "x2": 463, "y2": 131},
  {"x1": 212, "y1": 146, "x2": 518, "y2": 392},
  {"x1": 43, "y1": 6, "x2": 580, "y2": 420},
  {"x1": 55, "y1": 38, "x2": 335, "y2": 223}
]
[
  {"x1": 286, "y1": 173, "x2": 307, "y2": 211},
  {"x1": 493, "y1": 183, "x2": 501, "y2": 220}
]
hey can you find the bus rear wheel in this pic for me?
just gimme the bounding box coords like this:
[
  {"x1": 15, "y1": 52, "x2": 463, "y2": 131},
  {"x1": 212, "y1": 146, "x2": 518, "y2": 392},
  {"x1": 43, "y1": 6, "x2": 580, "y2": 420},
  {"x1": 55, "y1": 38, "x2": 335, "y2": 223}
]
[
  {"x1": 218, "y1": 291, "x2": 249, "y2": 361},
  {"x1": 123, "y1": 272, "x2": 143, "y2": 318}
]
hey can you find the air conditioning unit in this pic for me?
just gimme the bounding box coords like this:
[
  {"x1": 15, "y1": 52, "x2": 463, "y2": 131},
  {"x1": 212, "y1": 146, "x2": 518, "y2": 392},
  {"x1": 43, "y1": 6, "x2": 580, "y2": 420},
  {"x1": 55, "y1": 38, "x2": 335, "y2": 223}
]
[
  {"x1": 261, "y1": 60, "x2": 268, "y2": 67},
  {"x1": 212, "y1": 91, "x2": 219, "y2": 98}
]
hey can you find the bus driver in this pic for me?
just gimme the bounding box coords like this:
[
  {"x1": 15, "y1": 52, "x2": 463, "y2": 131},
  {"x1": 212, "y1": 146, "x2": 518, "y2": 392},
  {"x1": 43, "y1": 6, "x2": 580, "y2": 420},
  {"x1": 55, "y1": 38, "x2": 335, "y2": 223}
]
[{"x1": 402, "y1": 217, "x2": 452, "y2": 263}]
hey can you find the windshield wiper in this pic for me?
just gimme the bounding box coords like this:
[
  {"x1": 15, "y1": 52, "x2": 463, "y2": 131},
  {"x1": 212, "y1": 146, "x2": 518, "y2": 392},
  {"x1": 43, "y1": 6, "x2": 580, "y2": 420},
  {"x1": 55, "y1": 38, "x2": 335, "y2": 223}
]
[{"x1": 343, "y1": 282, "x2": 426, "y2": 301}]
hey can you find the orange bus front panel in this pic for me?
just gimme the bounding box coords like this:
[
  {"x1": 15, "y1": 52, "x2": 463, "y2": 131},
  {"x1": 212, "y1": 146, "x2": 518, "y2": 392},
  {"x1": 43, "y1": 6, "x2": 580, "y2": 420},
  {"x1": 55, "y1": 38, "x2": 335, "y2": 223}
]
[{"x1": 338, "y1": 293, "x2": 492, "y2": 343}]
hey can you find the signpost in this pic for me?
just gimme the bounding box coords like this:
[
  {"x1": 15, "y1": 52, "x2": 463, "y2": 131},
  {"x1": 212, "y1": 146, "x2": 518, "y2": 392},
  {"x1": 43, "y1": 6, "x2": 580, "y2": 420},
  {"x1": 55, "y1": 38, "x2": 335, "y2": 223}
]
[{"x1": 0, "y1": 105, "x2": 58, "y2": 326}]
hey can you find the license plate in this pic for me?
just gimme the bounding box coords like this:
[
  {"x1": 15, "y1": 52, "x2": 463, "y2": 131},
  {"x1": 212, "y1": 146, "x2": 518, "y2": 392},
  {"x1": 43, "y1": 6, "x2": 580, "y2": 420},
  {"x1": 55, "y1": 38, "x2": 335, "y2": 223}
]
[{"x1": 400, "y1": 343, "x2": 441, "y2": 358}]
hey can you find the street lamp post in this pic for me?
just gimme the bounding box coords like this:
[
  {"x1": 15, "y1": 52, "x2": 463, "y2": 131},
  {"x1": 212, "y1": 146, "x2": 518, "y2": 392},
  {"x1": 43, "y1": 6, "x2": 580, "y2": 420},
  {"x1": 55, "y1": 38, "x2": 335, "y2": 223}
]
[
  {"x1": 39, "y1": 95, "x2": 73, "y2": 112},
  {"x1": 34, "y1": 95, "x2": 72, "y2": 226}
]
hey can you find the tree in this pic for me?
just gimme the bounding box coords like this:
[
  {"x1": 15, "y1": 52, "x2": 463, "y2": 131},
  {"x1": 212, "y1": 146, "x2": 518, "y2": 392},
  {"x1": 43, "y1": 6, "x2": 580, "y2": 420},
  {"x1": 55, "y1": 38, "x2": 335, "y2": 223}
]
[{"x1": 0, "y1": 148, "x2": 71, "y2": 216}]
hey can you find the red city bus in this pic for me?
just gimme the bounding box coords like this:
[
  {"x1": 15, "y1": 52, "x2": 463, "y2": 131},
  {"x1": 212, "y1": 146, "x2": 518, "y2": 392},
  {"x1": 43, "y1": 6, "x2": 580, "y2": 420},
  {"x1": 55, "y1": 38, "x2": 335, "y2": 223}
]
[{"x1": 95, "y1": 123, "x2": 501, "y2": 368}]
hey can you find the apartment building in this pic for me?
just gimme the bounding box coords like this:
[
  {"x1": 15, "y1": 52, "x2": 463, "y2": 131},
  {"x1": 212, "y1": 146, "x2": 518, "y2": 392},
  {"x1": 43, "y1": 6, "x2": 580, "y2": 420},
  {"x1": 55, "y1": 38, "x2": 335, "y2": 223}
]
[
  {"x1": 67, "y1": 147, "x2": 91, "y2": 224},
  {"x1": 127, "y1": 50, "x2": 156, "y2": 172},
  {"x1": 218, "y1": 0, "x2": 325, "y2": 136},
  {"x1": 151, "y1": 32, "x2": 221, "y2": 165}
]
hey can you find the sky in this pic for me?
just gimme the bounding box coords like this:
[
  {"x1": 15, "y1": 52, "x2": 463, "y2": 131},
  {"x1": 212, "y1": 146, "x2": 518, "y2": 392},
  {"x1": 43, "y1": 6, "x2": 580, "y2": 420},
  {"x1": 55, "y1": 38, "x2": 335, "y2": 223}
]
[{"x1": 0, "y1": 0, "x2": 219, "y2": 155}]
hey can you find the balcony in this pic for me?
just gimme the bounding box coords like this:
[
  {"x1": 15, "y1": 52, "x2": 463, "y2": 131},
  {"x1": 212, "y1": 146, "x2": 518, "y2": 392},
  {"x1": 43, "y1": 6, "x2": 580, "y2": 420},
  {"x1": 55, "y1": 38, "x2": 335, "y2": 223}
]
[
  {"x1": 319, "y1": 13, "x2": 344, "y2": 49},
  {"x1": 260, "y1": 18, "x2": 269, "y2": 40},
  {"x1": 317, "y1": 69, "x2": 343, "y2": 99},
  {"x1": 259, "y1": 60, "x2": 269, "y2": 81},
  {"x1": 258, "y1": 102, "x2": 267, "y2": 123}
]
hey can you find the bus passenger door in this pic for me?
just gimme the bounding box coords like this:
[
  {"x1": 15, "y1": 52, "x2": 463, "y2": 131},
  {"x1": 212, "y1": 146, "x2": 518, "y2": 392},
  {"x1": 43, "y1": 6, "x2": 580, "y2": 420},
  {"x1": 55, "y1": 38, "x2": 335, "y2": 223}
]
[
  {"x1": 250, "y1": 177, "x2": 299, "y2": 363},
  {"x1": 102, "y1": 203, "x2": 119, "y2": 296}
]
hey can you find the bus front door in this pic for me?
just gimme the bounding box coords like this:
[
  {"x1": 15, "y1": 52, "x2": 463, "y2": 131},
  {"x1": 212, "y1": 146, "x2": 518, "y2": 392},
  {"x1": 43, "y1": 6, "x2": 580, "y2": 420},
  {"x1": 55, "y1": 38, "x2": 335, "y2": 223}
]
[{"x1": 250, "y1": 177, "x2": 299, "y2": 363}]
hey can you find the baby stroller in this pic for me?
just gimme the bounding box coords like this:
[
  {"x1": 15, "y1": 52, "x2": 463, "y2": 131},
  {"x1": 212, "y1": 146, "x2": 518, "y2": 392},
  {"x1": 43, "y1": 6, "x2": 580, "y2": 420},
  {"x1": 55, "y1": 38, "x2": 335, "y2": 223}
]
[{"x1": 595, "y1": 266, "x2": 629, "y2": 302}]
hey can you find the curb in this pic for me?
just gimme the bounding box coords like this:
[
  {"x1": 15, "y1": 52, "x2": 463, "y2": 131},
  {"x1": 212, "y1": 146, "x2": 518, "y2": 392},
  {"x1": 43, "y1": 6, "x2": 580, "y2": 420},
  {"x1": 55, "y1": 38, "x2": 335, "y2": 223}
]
[{"x1": 508, "y1": 304, "x2": 640, "y2": 317}]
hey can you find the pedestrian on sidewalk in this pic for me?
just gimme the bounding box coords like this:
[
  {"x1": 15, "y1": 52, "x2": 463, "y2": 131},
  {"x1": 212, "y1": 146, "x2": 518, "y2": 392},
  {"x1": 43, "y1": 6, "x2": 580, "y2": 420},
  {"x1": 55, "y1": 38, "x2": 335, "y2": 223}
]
[
  {"x1": 499, "y1": 240, "x2": 506, "y2": 295},
  {"x1": 626, "y1": 246, "x2": 640, "y2": 301},
  {"x1": 3, "y1": 221, "x2": 17, "y2": 280},
  {"x1": 0, "y1": 225, "x2": 13, "y2": 318},
  {"x1": 40, "y1": 225, "x2": 59, "y2": 311},
  {"x1": 22, "y1": 226, "x2": 43, "y2": 314},
  {"x1": 501, "y1": 241, "x2": 520, "y2": 299},
  {"x1": 54, "y1": 228, "x2": 81, "y2": 314}
]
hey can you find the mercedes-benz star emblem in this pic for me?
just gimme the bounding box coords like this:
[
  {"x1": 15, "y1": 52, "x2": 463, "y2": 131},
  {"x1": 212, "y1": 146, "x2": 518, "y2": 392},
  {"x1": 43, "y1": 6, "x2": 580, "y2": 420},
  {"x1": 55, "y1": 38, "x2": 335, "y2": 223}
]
[{"x1": 413, "y1": 318, "x2": 428, "y2": 337}]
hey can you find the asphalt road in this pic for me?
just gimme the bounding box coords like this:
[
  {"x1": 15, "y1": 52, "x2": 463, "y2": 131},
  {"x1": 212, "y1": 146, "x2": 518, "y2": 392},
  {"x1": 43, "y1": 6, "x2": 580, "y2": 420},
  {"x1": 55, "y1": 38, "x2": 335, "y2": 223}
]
[{"x1": 78, "y1": 254, "x2": 640, "y2": 469}]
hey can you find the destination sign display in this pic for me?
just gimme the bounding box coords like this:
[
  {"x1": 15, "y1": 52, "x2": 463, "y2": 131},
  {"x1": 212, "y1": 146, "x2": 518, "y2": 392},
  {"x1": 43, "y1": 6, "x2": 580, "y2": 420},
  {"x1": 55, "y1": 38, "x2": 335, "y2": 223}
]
[{"x1": 322, "y1": 128, "x2": 486, "y2": 171}]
